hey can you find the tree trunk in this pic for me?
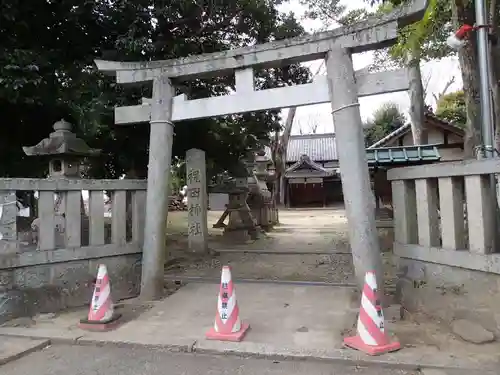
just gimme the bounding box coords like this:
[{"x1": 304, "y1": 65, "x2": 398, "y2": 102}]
[
  {"x1": 273, "y1": 107, "x2": 296, "y2": 206},
  {"x1": 452, "y1": 0, "x2": 482, "y2": 158},
  {"x1": 407, "y1": 52, "x2": 427, "y2": 145},
  {"x1": 271, "y1": 63, "x2": 325, "y2": 204}
]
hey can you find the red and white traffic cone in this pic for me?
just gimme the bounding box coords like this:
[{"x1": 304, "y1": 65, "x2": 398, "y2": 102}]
[
  {"x1": 78, "y1": 264, "x2": 122, "y2": 332},
  {"x1": 205, "y1": 265, "x2": 250, "y2": 342},
  {"x1": 343, "y1": 271, "x2": 400, "y2": 356}
]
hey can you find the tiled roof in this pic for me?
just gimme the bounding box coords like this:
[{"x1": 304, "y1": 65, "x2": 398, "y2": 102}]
[
  {"x1": 366, "y1": 144, "x2": 441, "y2": 165},
  {"x1": 286, "y1": 133, "x2": 337, "y2": 162},
  {"x1": 284, "y1": 154, "x2": 335, "y2": 178}
]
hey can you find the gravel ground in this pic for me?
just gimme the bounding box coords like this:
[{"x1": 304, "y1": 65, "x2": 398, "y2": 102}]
[
  {"x1": 0, "y1": 344, "x2": 420, "y2": 375},
  {"x1": 166, "y1": 252, "x2": 357, "y2": 283},
  {"x1": 164, "y1": 209, "x2": 397, "y2": 291}
]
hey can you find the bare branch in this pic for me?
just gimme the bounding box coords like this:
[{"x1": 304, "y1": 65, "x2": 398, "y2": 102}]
[
  {"x1": 422, "y1": 71, "x2": 432, "y2": 98},
  {"x1": 440, "y1": 76, "x2": 456, "y2": 97}
]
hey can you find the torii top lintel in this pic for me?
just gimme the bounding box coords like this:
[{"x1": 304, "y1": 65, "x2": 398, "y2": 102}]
[{"x1": 95, "y1": 0, "x2": 427, "y2": 83}]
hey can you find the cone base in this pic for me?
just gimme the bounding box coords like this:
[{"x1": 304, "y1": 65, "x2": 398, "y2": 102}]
[
  {"x1": 78, "y1": 313, "x2": 122, "y2": 332},
  {"x1": 343, "y1": 335, "x2": 401, "y2": 356},
  {"x1": 205, "y1": 322, "x2": 250, "y2": 342}
]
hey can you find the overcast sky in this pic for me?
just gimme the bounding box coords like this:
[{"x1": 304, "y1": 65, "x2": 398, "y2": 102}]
[{"x1": 277, "y1": 0, "x2": 463, "y2": 135}]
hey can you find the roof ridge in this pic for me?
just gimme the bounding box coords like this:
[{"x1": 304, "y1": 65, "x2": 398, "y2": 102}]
[
  {"x1": 285, "y1": 154, "x2": 335, "y2": 177},
  {"x1": 290, "y1": 133, "x2": 336, "y2": 138},
  {"x1": 367, "y1": 123, "x2": 411, "y2": 149}
]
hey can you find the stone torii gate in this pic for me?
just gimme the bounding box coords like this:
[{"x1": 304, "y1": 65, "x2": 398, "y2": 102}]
[{"x1": 95, "y1": 0, "x2": 428, "y2": 300}]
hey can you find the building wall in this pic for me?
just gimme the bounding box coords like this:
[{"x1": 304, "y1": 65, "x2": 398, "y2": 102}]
[
  {"x1": 288, "y1": 182, "x2": 324, "y2": 207},
  {"x1": 386, "y1": 128, "x2": 447, "y2": 146},
  {"x1": 439, "y1": 147, "x2": 463, "y2": 161}
]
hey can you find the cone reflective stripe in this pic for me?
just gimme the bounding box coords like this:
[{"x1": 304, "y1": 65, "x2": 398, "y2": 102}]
[
  {"x1": 447, "y1": 24, "x2": 475, "y2": 50},
  {"x1": 78, "y1": 264, "x2": 122, "y2": 331},
  {"x1": 343, "y1": 271, "x2": 400, "y2": 356},
  {"x1": 214, "y1": 266, "x2": 241, "y2": 333},
  {"x1": 357, "y1": 272, "x2": 388, "y2": 345},
  {"x1": 206, "y1": 265, "x2": 250, "y2": 341},
  {"x1": 88, "y1": 264, "x2": 114, "y2": 322}
]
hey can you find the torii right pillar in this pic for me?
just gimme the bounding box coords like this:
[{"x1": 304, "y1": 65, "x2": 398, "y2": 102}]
[{"x1": 326, "y1": 48, "x2": 384, "y2": 298}]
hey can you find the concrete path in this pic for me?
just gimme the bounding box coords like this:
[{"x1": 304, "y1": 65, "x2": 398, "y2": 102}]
[
  {"x1": 0, "y1": 344, "x2": 417, "y2": 375},
  {"x1": 0, "y1": 283, "x2": 359, "y2": 350},
  {"x1": 1, "y1": 283, "x2": 499, "y2": 372}
]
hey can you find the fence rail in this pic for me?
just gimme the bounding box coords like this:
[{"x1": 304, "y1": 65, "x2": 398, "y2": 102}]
[
  {"x1": 0, "y1": 178, "x2": 147, "y2": 256},
  {"x1": 387, "y1": 159, "x2": 500, "y2": 273}
]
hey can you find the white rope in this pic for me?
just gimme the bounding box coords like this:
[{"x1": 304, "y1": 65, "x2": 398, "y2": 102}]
[
  {"x1": 331, "y1": 102, "x2": 360, "y2": 114},
  {"x1": 149, "y1": 120, "x2": 174, "y2": 125}
]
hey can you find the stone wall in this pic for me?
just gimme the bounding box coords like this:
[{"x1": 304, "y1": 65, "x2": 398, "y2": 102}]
[
  {"x1": 0, "y1": 177, "x2": 147, "y2": 324},
  {"x1": 396, "y1": 257, "x2": 500, "y2": 336},
  {"x1": 0, "y1": 245, "x2": 142, "y2": 324},
  {"x1": 388, "y1": 159, "x2": 500, "y2": 337}
]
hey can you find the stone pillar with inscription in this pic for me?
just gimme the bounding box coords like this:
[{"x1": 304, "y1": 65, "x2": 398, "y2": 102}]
[
  {"x1": 186, "y1": 148, "x2": 208, "y2": 253},
  {"x1": 0, "y1": 191, "x2": 18, "y2": 253}
]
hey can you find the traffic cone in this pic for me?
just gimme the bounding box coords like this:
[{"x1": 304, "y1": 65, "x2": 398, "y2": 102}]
[
  {"x1": 343, "y1": 271, "x2": 401, "y2": 356},
  {"x1": 205, "y1": 265, "x2": 250, "y2": 342},
  {"x1": 78, "y1": 264, "x2": 122, "y2": 332}
]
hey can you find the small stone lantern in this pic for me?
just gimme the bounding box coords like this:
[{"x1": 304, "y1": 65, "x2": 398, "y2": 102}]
[
  {"x1": 22, "y1": 120, "x2": 100, "y2": 248},
  {"x1": 254, "y1": 150, "x2": 270, "y2": 177},
  {"x1": 22, "y1": 119, "x2": 100, "y2": 178},
  {"x1": 248, "y1": 150, "x2": 277, "y2": 230}
]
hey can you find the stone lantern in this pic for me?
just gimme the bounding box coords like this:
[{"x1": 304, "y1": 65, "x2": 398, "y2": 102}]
[
  {"x1": 22, "y1": 119, "x2": 100, "y2": 178},
  {"x1": 22, "y1": 120, "x2": 100, "y2": 248},
  {"x1": 247, "y1": 150, "x2": 277, "y2": 230},
  {"x1": 254, "y1": 150, "x2": 269, "y2": 176}
]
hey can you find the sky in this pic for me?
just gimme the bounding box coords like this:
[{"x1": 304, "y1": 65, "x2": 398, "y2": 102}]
[{"x1": 277, "y1": 0, "x2": 463, "y2": 135}]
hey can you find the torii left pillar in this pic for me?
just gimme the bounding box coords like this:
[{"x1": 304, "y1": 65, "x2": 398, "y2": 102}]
[{"x1": 141, "y1": 75, "x2": 175, "y2": 300}]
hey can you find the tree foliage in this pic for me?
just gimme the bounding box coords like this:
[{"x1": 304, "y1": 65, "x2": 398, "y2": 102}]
[
  {"x1": 0, "y1": 0, "x2": 310, "y2": 179},
  {"x1": 435, "y1": 90, "x2": 466, "y2": 128},
  {"x1": 300, "y1": 0, "x2": 453, "y2": 68},
  {"x1": 363, "y1": 102, "x2": 407, "y2": 146},
  {"x1": 359, "y1": 0, "x2": 453, "y2": 71},
  {"x1": 299, "y1": 0, "x2": 371, "y2": 29}
]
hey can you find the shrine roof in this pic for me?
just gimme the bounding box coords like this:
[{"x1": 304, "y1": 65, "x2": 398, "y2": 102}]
[
  {"x1": 284, "y1": 154, "x2": 336, "y2": 178},
  {"x1": 287, "y1": 133, "x2": 337, "y2": 162},
  {"x1": 264, "y1": 133, "x2": 337, "y2": 163}
]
